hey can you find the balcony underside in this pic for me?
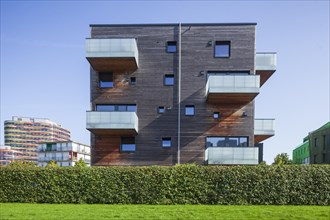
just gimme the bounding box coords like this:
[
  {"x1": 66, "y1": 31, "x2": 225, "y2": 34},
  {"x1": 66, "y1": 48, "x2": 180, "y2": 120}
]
[
  {"x1": 87, "y1": 128, "x2": 137, "y2": 136},
  {"x1": 256, "y1": 70, "x2": 276, "y2": 87},
  {"x1": 207, "y1": 93, "x2": 259, "y2": 104},
  {"x1": 254, "y1": 134, "x2": 273, "y2": 144},
  {"x1": 87, "y1": 57, "x2": 138, "y2": 72}
]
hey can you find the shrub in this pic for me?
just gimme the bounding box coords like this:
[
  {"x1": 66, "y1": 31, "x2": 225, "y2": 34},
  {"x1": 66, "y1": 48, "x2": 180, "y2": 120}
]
[{"x1": 0, "y1": 165, "x2": 329, "y2": 205}]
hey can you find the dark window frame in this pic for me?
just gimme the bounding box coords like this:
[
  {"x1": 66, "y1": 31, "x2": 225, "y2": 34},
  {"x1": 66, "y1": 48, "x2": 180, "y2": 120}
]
[
  {"x1": 121, "y1": 137, "x2": 136, "y2": 152},
  {"x1": 166, "y1": 41, "x2": 177, "y2": 53},
  {"x1": 95, "y1": 104, "x2": 137, "y2": 112},
  {"x1": 185, "y1": 105, "x2": 195, "y2": 116},
  {"x1": 130, "y1": 77, "x2": 136, "y2": 85},
  {"x1": 164, "y1": 74, "x2": 174, "y2": 86},
  {"x1": 158, "y1": 106, "x2": 165, "y2": 114},
  {"x1": 162, "y1": 137, "x2": 172, "y2": 148},
  {"x1": 99, "y1": 72, "x2": 114, "y2": 88},
  {"x1": 214, "y1": 41, "x2": 231, "y2": 58},
  {"x1": 206, "y1": 136, "x2": 249, "y2": 148}
]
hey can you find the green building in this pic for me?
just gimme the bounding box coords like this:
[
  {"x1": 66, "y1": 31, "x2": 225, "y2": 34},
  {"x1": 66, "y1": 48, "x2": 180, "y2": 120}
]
[
  {"x1": 293, "y1": 138, "x2": 310, "y2": 164},
  {"x1": 293, "y1": 122, "x2": 330, "y2": 164}
]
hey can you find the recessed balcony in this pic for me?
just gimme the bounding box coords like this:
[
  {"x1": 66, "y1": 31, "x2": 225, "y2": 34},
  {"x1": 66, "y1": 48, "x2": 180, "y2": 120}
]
[
  {"x1": 206, "y1": 75, "x2": 260, "y2": 104},
  {"x1": 86, "y1": 111, "x2": 138, "y2": 136},
  {"x1": 205, "y1": 147, "x2": 259, "y2": 165},
  {"x1": 254, "y1": 119, "x2": 275, "y2": 143},
  {"x1": 256, "y1": 52, "x2": 277, "y2": 86},
  {"x1": 86, "y1": 38, "x2": 139, "y2": 72}
]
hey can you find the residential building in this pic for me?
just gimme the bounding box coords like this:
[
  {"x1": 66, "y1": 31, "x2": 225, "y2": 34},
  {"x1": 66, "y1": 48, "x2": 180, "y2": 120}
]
[
  {"x1": 0, "y1": 145, "x2": 32, "y2": 166},
  {"x1": 38, "y1": 141, "x2": 91, "y2": 167},
  {"x1": 292, "y1": 137, "x2": 310, "y2": 164},
  {"x1": 85, "y1": 23, "x2": 276, "y2": 166},
  {"x1": 292, "y1": 122, "x2": 330, "y2": 164},
  {"x1": 4, "y1": 116, "x2": 71, "y2": 162}
]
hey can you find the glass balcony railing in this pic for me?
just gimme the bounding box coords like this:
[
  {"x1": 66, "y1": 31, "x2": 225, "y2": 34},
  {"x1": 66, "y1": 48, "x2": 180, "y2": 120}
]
[
  {"x1": 86, "y1": 111, "x2": 138, "y2": 133},
  {"x1": 206, "y1": 75, "x2": 260, "y2": 95},
  {"x1": 254, "y1": 119, "x2": 275, "y2": 136},
  {"x1": 205, "y1": 147, "x2": 259, "y2": 165},
  {"x1": 256, "y1": 53, "x2": 277, "y2": 71},
  {"x1": 86, "y1": 38, "x2": 139, "y2": 71}
]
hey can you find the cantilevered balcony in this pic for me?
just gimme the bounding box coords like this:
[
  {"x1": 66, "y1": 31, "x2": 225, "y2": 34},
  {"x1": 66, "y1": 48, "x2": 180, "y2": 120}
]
[
  {"x1": 86, "y1": 38, "x2": 139, "y2": 72},
  {"x1": 254, "y1": 119, "x2": 275, "y2": 143},
  {"x1": 256, "y1": 52, "x2": 277, "y2": 86},
  {"x1": 205, "y1": 147, "x2": 259, "y2": 165},
  {"x1": 206, "y1": 75, "x2": 260, "y2": 104},
  {"x1": 86, "y1": 111, "x2": 138, "y2": 136}
]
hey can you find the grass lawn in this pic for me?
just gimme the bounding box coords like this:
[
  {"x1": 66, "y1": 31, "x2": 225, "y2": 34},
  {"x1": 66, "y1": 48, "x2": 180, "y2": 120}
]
[{"x1": 0, "y1": 203, "x2": 329, "y2": 220}]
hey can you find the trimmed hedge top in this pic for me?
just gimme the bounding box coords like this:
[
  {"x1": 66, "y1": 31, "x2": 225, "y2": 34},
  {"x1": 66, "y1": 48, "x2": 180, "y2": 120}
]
[{"x1": 1, "y1": 165, "x2": 329, "y2": 205}]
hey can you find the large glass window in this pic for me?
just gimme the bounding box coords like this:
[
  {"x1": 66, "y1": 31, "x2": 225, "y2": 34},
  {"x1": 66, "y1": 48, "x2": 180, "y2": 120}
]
[
  {"x1": 99, "y1": 72, "x2": 113, "y2": 88},
  {"x1": 164, "y1": 74, "x2": 174, "y2": 86},
  {"x1": 96, "y1": 104, "x2": 136, "y2": 112},
  {"x1": 121, "y1": 137, "x2": 136, "y2": 152},
  {"x1": 166, "y1": 41, "x2": 177, "y2": 53},
  {"x1": 215, "y1": 41, "x2": 230, "y2": 58},
  {"x1": 185, "y1": 105, "x2": 195, "y2": 116},
  {"x1": 206, "y1": 136, "x2": 248, "y2": 147}
]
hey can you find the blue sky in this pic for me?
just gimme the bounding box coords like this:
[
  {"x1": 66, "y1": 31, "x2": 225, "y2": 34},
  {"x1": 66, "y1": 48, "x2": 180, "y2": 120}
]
[{"x1": 1, "y1": 1, "x2": 329, "y2": 164}]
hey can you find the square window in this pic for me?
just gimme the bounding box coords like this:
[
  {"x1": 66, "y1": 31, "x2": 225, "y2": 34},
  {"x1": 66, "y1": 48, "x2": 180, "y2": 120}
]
[
  {"x1": 99, "y1": 72, "x2": 113, "y2": 88},
  {"x1": 166, "y1": 41, "x2": 177, "y2": 53},
  {"x1": 215, "y1": 41, "x2": 230, "y2": 58},
  {"x1": 130, "y1": 77, "x2": 136, "y2": 85},
  {"x1": 158, "y1": 106, "x2": 165, "y2": 114},
  {"x1": 213, "y1": 112, "x2": 220, "y2": 119},
  {"x1": 185, "y1": 105, "x2": 195, "y2": 116},
  {"x1": 121, "y1": 137, "x2": 136, "y2": 152},
  {"x1": 162, "y1": 137, "x2": 172, "y2": 148},
  {"x1": 164, "y1": 74, "x2": 174, "y2": 86}
]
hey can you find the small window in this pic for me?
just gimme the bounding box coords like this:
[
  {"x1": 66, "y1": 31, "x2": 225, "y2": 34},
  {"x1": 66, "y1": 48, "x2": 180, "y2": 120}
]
[
  {"x1": 215, "y1": 41, "x2": 230, "y2": 58},
  {"x1": 121, "y1": 137, "x2": 136, "y2": 152},
  {"x1": 130, "y1": 77, "x2": 136, "y2": 85},
  {"x1": 158, "y1": 106, "x2": 165, "y2": 114},
  {"x1": 162, "y1": 137, "x2": 172, "y2": 148},
  {"x1": 213, "y1": 112, "x2": 220, "y2": 119},
  {"x1": 99, "y1": 72, "x2": 113, "y2": 88},
  {"x1": 166, "y1": 41, "x2": 177, "y2": 53},
  {"x1": 164, "y1": 74, "x2": 174, "y2": 86},
  {"x1": 314, "y1": 138, "x2": 318, "y2": 148},
  {"x1": 185, "y1": 105, "x2": 195, "y2": 116}
]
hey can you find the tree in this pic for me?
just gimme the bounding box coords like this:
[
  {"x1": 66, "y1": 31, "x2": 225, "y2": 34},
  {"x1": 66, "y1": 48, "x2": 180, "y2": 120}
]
[
  {"x1": 74, "y1": 158, "x2": 87, "y2": 168},
  {"x1": 272, "y1": 153, "x2": 292, "y2": 165},
  {"x1": 259, "y1": 161, "x2": 267, "y2": 166},
  {"x1": 7, "y1": 161, "x2": 37, "y2": 168},
  {"x1": 46, "y1": 160, "x2": 58, "y2": 168}
]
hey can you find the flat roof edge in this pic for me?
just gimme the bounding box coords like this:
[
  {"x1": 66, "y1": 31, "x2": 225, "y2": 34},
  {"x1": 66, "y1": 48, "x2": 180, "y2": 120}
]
[{"x1": 90, "y1": 23, "x2": 257, "y2": 27}]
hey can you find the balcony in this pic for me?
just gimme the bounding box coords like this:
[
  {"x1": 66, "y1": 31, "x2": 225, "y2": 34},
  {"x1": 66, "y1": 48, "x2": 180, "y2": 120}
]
[
  {"x1": 86, "y1": 111, "x2": 138, "y2": 136},
  {"x1": 206, "y1": 75, "x2": 260, "y2": 104},
  {"x1": 256, "y1": 53, "x2": 277, "y2": 86},
  {"x1": 254, "y1": 119, "x2": 275, "y2": 143},
  {"x1": 205, "y1": 147, "x2": 259, "y2": 165},
  {"x1": 86, "y1": 38, "x2": 139, "y2": 72}
]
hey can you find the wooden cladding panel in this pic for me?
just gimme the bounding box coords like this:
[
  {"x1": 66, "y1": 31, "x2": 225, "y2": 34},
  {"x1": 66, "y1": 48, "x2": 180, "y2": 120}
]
[
  {"x1": 256, "y1": 70, "x2": 275, "y2": 87},
  {"x1": 206, "y1": 93, "x2": 259, "y2": 104},
  {"x1": 87, "y1": 57, "x2": 138, "y2": 72},
  {"x1": 90, "y1": 24, "x2": 257, "y2": 166}
]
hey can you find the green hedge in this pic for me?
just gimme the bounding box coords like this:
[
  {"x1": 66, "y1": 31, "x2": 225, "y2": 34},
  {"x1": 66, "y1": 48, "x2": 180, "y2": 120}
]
[{"x1": 0, "y1": 165, "x2": 329, "y2": 205}]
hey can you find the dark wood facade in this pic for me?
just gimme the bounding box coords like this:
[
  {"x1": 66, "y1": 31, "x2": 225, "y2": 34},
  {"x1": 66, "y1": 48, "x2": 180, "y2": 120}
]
[{"x1": 87, "y1": 23, "x2": 268, "y2": 166}]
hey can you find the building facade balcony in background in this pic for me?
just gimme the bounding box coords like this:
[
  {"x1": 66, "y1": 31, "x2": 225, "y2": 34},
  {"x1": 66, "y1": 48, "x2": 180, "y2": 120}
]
[
  {"x1": 86, "y1": 111, "x2": 139, "y2": 136},
  {"x1": 256, "y1": 52, "x2": 277, "y2": 86},
  {"x1": 86, "y1": 38, "x2": 139, "y2": 72},
  {"x1": 254, "y1": 119, "x2": 275, "y2": 143},
  {"x1": 206, "y1": 75, "x2": 260, "y2": 104},
  {"x1": 205, "y1": 147, "x2": 259, "y2": 165}
]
